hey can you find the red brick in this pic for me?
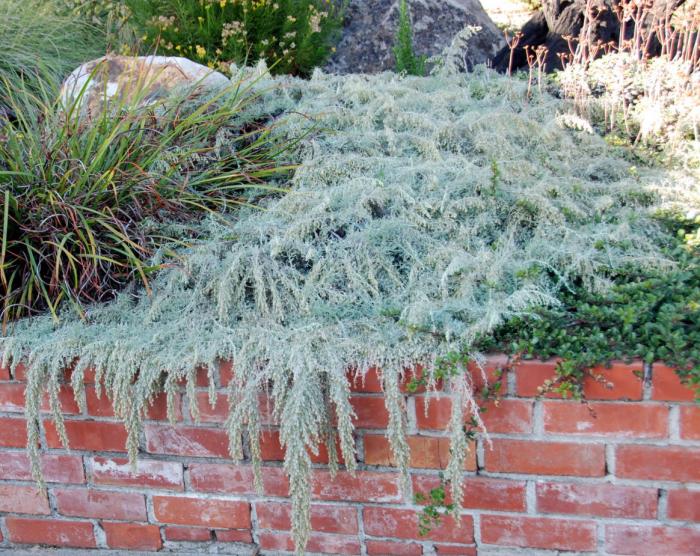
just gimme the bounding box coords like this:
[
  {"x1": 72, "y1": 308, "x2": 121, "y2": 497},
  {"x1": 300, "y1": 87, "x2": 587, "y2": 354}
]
[
  {"x1": 652, "y1": 364, "x2": 695, "y2": 401},
  {"x1": 312, "y1": 470, "x2": 402, "y2": 503},
  {"x1": 366, "y1": 540, "x2": 423, "y2": 555},
  {"x1": 256, "y1": 502, "x2": 357, "y2": 535},
  {"x1": 364, "y1": 507, "x2": 473, "y2": 543},
  {"x1": 415, "y1": 396, "x2": 532, "y2": 434},
  {"x1": 514, "y1": 359, "x2": 560, "y2": 397},
  {"x1": 412, "y1": 475, "x2": 526, "y2": 512},
  {"x1": 189, "y1": 463, "x2": 289, "y2": 497},
  {"x1": 667, "y1": 489, "x2": 700, "y2": 522},
  {"x1": 0, "y1": 485, "x2": 50, "y2": 515},
  {"x1": 153, "y1": 496, "x2": 250, "y2": 529},
  {"x1": 9, "y1": 362, "x2": 27, "y2": 381},
  {"x1": 680, "y1": 406, "x2": 700, "y2": 440},
  {"x1": 0, "y1": 382, "x2": 80, "y2": 414},
  {"x1": 0, "y1": 382, "x2": 25, "y2": 411},
  {"x1": 481, "y1": 515, "x2": 596, "y2": 551},
  {"x1": 0, "y1": 417, "x2": 27, "y2": 447},
  {"x1": 350, "y1": 395, "x2": 390, "y2": 428},
  {"x1": 145, "y1": 424, "x2": 229, "y2": 458},
  {"x1": 215, "y1": 529, "x2": 253, "y2": 543},
  {"x1": 6, "y1": 517, "x2": 96, "y2": 548},
  {"x1": 219, "y1": 360, "x2": 235, "y2": 386},
  {"x1": 259, "y1": 429, "x2": 344, "y2": 464},
  {"x1": 485, "y1": 439, "x2": 605, "y2": 476},
  {"x1": 515, "y1": 359, "x2": 644, "y2": 400},
  {"x1": 536, "y1": 482, "x2": 658, "y2": 518},
  {"x1": 434, "y1": 545, "x2": 477, "y2": 555},
  {"x1": 364, "y1": 434, "x2": 476, "y2": 470},
  {"x1": 583, "y1": 362, "x2": 644, "y2": 400},
  {"x1": 86, "y1": 387, "x2": 180, "y2": 421},
  {"x1": 348, "y1": 367, "x2": 383, "y2": 393},
  {"x1": 103, "y1": 522, "x2": 162, "y2": 551},
  {"x1": 54, "y1": 488, "x2": 146, "y2": 520},
  {"x1": 90, "y1": 457, "x2": 183, "y2": 490},
  {"x1": 0, "y1": 363, "x2": 9, "y2": 380},
  {"x1": 258, "y1": 531, "x2": 361, "y2": 555},
  {"x1": 0, "y1": 451, "x2": 84, "y2": 483},
  {"x1": 605, "y1": 524, "x2": 700, "y2": 555},
  {"x1": 193, "y1": 391, "x2": 229, "y2": 423},
  {"x1": 543, "y1": 401, "x2": 668, "y2": 438},
  {"x1": 44, "y1": 420, "x2": 128, "y2": 452},
  {"x1": 467, "y1": 353, "x2": 510, "y2": 392},
  {"x1": 616, "y1": 445, "x2": 700, "y2": 482},
  {"x1": 164, "y1": 526, "x2": 212, "y2": 541}
]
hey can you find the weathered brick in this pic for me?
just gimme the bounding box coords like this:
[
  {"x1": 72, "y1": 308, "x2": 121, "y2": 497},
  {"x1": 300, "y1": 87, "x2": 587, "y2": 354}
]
[
  {"x1": 366, "y1": 540, "x2": 423, "y2": 555},
  {"x1": 680, "y1": 405, "x2": 700, "y2": 440},
  {"x1": 8, "y1": 362, "x2": 27, "y2": 381},
  {"x1": 86, "y1": 387, "x2": 180, "y2": 421},
  {"x1": 103, "y1": 522, "x2": 162, "y2": 551},
  {"x1": 434, "y1": 545, "x2": 477, "y2": 555},
  {"x1": 667, "y1": 489, "x2": 700, "y2": 522},
  {"x1": 485, "y1": 439, "x2": 605, "y2": 476},
  {"x1": 164, "y1": 526, "x2": 212, "y2": 541},
  {"x1": 189, "y1": 463, "x2": 289, "y2": 497},
  {"x1": 467, "y1": 353, "x2": 510, "y2": 392},
  {"x1": 90, "y1": 457, "x2": 183, "y2": 491},
  {"x1": 258, "y1": 531, "x2": 361, "y2": 555},
  {"x1": 0, "y1": 383, "x2": 79, "y2": 414},
  {"x1": 44, "y1": 420, "x2": 128, "y2": 452},
  {"x1": 605, "y1": 524, "x2": 700, "y2": 555},
  {"x1": 350, "y1": 395, "x2": 390, "y2": 428},
  {"x1": 53, "y1": 488, "x2": 147, "y2": 520},
  {"x1": 652, "y1": 364, "x2": 695, "y2": 401},
  {"x1": 348, "y1": 366, "x2": 383, "y2": 393},
  {"x1": 153, "y1": 496, "x2": 250, "y2": 529},
  {"x1": 0, "y1": 363, "x2": 10, "y2": 380},
  {"x1": 412, "y1": 475, "x2": 526, "y2": 512},
  {"x1": 363, "y1": 507, "x2": 473, "y2": 543},
  {"x1": 536, "y1": 482, "x2": 658, "y2": 518},
  {"x1": 215, "y1": 529, "x2": 253, "y2": 543},
  {"x1": 255, "y1": 502, "x2": 358, "y2": 534},
  {"x1": 415, "y1": 396, "x2": 532, "y2": 434},
  {"x1": 312, "y1": 470, "x2": 402, "y2": 503},
  {"x1": 259, "y1": 429, "x2": 345, "y2": 464},
  {"x1": 481, "y1": 515, "x2": 597, "y2": 551},
  {"x1": 616, "y1": 445, "x2": 700, "y2": 482},
  {"x1": 219, "y1": 360, "x2": 235, "y2": 386},
  {"x1": 145, "y1": 424, "x2": 229, "y2": 458},
  {"x1": 0, "y1": 485, "x2": 50, "y2": 515},
  {"x1": 0, "y1": 417, "x2": 27, "y2": 447},
  {"x1": 543, "y1": 401, "x2": 668, "y2": 438},
  {"x1": 0, "y1": 452, "x2": 84, "y2": 483},
  {"x1": 5, "y1": 517, "x2": 96, "y2": 548},
  {"x1": 364, "y1": 434, "x2": 476, "y2": 470}
]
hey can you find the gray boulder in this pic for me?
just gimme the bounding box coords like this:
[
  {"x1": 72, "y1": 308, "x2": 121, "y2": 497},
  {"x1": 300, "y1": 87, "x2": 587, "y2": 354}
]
[{"x1": 326, "y1": 0, "x2": 505, "y2": 74}]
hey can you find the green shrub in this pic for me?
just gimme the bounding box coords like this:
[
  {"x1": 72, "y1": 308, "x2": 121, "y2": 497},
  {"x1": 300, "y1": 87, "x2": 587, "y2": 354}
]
[
  {"x1": 124, "y1": 0, "x2": 344, "y2": 76},
  {"x1": 393, "y1": 0, "x2": 425, "y2": 75},
  {"x1": 479, "y1": 217, "x2": 700, "y2": 399},
  {"x1": 0, "y1": 0, "x2": 106, "y2": 97},
  {"x1": 0, "y1": 74, "x2": 292, "y2": 326}
]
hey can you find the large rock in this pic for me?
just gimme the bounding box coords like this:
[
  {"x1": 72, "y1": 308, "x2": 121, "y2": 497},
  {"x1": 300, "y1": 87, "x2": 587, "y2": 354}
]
[
  {"x1": 492, "y1": 0, "x2": 686, "y2": 73},
  {"x1": 61, "y1": 56, "x2": 231, "y2": 117},
  {"x1": 326, "y1": 0, "x2": 505, "y2": 74}
]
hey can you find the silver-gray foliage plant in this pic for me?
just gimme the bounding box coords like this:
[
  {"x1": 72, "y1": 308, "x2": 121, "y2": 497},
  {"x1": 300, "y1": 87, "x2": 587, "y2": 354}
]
[{"x1": 2, "y1": 63, "x2": 676, "y2": 552}]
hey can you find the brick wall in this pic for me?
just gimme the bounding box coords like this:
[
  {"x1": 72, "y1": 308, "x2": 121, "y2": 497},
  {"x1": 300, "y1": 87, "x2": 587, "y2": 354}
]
[{"x1": 0, "y1": 357, "x2": 698, "y2": 554}]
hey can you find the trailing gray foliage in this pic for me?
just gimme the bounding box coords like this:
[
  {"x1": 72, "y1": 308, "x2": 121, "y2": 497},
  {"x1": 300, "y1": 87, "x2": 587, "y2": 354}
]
[{"x1": 2, "y1": 64, "x2": 675, "y2": 553}]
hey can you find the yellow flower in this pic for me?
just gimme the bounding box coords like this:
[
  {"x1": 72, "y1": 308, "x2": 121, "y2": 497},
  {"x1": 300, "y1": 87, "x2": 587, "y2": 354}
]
[
  {"x1": 195, "y1": 44, "x2": 207, "y2": 58},
  {"x1": 219, "y1": 0, "x2": 227, "y2": 6}
]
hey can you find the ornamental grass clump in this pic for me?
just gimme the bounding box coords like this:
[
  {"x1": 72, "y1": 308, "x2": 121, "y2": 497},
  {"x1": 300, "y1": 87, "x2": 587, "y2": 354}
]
[
  {"x1": 2, "y1": 63, "x2": 689, "y2": 553},
  {"x1": 0, "y1": 71, "x2": 293, "y2": 326},
  {"x1": 125, "y1": 0, "x2": 344, "y2": 76}
]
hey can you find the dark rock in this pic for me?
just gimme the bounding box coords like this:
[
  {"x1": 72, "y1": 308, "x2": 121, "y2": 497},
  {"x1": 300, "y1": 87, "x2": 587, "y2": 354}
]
[
  {"x1": 326, "y1": 0, "x2": 505, "y2": 74},
  {"x1": 492, "y1": 0, "x2": 686, "y2": 73}
]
